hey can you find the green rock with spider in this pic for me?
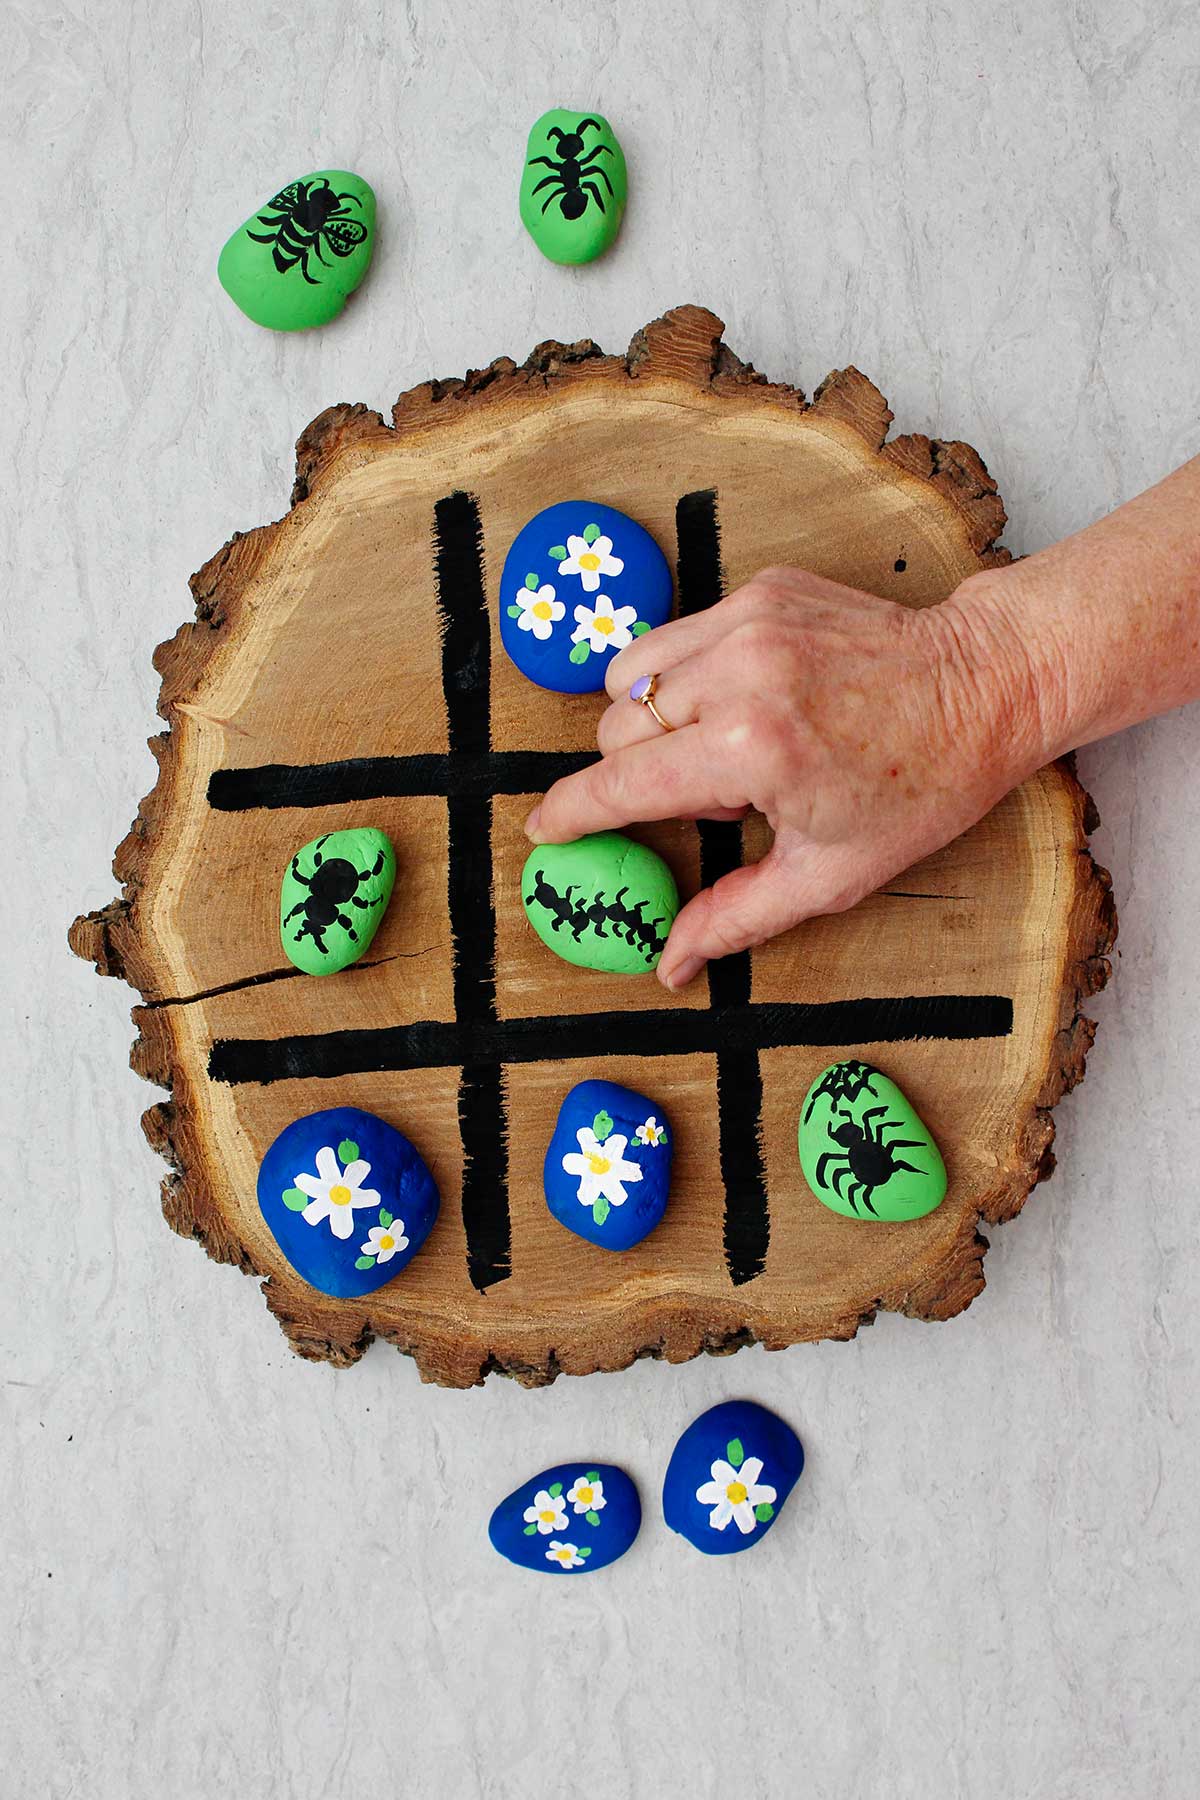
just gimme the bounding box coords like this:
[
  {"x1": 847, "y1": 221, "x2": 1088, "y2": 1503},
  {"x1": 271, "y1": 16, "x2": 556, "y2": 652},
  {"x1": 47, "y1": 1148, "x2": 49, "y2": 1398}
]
[
  {"x1": 798, "y1": 1059, "x2": 946, "y2": 1223},
  {"x1": 280, "y1": 827, "x2": 395, "y2": 976}
]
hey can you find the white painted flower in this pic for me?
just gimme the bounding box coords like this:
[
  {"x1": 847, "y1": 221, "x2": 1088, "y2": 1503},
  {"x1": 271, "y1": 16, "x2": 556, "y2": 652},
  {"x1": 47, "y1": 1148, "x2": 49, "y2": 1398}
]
[
  {"x1": 634, "y1": 1116, "x2": 666, "y2": 1147},
  {"x1": 695, "y1": 1455, "x2": 777, "y2": 1535},
  {"x1": 523, "y1": 1489, "x2": 569, "y2": 1534},
  {"x1": 557, "y1": 532, "x2": 624, "y2": 592},
  {"x1": 571, "y1": 592, "x2": 638, "y2": 655},
  {"x1": 561, "y1": 1127, "x2": 643, "y2": 1210},
  {"x1": 360, "y1": 1220, "x2": 410, "y2": 1264},
  {"x1": 545, "y1": 1541, "x2": 586, "y2": 1570},
  {"x1": 292, "y1": 1145, "x2": 380, "y2": 1240},
  {"x1": 566, "y1": 1475, "x2": 606, "y2": 1514},
  {"x1": 515, "y1": 582, "x2": 565, "y2": 641}
]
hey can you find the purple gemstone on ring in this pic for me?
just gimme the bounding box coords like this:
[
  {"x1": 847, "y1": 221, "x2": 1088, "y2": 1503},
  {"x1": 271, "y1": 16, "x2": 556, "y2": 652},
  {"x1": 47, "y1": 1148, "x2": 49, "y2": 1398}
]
[{"x1": 630, "y1": 674, "x2": 653, "y2": 702}]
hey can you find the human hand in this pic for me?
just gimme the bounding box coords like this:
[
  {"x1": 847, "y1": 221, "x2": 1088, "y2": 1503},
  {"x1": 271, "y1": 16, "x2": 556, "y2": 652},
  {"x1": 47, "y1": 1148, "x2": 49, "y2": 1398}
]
[{"x1": 523, "y1": 566, "x2": 1047, "y2": 988}]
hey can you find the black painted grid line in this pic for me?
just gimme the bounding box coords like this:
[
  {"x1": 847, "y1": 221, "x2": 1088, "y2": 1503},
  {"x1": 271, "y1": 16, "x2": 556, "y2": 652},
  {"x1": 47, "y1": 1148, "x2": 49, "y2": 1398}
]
[
  {"x1": 208, "y1": 750, "x2": 597, "y2": 812},
  {"x1": 434, "y1": 493, "x2": 510, "y2": 1292},
  {"x1": 675, "y1": 489, "x2": 770, "y2": 1286}
]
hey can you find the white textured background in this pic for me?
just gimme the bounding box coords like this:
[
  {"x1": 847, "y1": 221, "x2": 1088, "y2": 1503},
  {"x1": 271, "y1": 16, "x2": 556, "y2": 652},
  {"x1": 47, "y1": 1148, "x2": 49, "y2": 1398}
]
[{"x1": 5, "y1": 2, "x2": 1199, "y2": 1795}]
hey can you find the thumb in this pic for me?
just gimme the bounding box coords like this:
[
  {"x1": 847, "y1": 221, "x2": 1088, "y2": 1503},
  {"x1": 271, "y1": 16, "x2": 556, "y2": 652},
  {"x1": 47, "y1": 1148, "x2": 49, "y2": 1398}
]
[{"x1": 658, "y1": 842, "x2": 821, "y2": 989}]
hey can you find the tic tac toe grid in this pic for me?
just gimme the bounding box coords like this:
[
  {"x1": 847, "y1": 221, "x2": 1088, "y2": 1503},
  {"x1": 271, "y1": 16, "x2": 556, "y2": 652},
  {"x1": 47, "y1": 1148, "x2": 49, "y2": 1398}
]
[{"x1": 206, "y1": 489, "x2": 1011, "y2": 1292}]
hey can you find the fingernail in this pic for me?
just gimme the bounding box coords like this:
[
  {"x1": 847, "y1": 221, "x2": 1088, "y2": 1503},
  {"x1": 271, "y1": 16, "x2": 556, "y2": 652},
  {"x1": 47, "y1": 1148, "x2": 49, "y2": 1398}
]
[
  {"x1": 663, "y1": 955, "x2": 704, "y2": 991},
  {"x1": 523, "y1": 803, "x2": 542, "y2": 840}
]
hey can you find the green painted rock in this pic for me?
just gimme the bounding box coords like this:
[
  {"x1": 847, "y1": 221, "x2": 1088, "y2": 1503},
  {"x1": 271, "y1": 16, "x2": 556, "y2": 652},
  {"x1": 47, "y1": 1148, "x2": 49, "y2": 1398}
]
[
  {"x1": 522, "y1": 833, "x2": 678, "y2": 974},
  {"x1": 799, "y1": 1060, "x2": 946, "y2": 1222},
  {"x1": 280, "y1": 828, "x2": 395, "y2": 975},
  {"x1": 218, "y1": 170, "x2": 375, "y2": 331},
  {"x1": 519, "y1": 110, "x2": 626, "y2": 265}
]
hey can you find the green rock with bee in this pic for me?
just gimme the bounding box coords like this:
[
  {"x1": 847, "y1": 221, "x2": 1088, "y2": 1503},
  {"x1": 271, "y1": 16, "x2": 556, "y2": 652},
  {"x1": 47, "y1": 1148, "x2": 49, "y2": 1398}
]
[{"x1": 218, "y1": 169, "x2": 375, "y2": 331}]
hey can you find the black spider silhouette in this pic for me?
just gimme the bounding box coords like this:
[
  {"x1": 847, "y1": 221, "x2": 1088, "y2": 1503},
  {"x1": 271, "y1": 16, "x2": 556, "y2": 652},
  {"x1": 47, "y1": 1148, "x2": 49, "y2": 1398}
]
[
  {"x1": 814, "y1": 1104, "x2": 926, "y2": 1217},
  {"x1": 247, "y1": 179, "x2": 367, "y2": 284},
  {"x1": 284, "y1": 835, "x2": 386, "y2": 955},
  {"x1": 527, "y1": 118, "x2": 615, "y2": 220}
]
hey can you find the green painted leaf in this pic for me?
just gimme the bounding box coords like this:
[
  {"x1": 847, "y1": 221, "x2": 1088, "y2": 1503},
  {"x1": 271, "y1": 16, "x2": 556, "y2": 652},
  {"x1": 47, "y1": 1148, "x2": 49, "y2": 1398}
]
[
  {"x1": 281, "y1": 1187, "x2": 308, "y2": 1211},
  {"x1": 585, "y1": 1510, "x2": 601, "y2": 1527},
  {"x1": 726, "y1": 1438, "x2": 745, "y2": 1469},
  {"x1": 579, "y1": 1546, "x2": 592, "y2": 1557},
  {"x1": 525, "y1": 571, "x2": 540, "y2": 590},
  {"x1": 548, "y1": 544, "x2": 567, "y2": 561},
  {"x1": 548, "y1": 1482, "x2": 563, "y2": 1498},
  {"x1": 585, "y1": 1471, "x2": 600, "y2": 1484},
  {"x1": 592, "y1": 1109, "x2": 614, "y2": 1142},
  {"x1": 379, "y1": 1208, "x2": 393, "y2": 1229},
  {"x1": 631, "y1": 620, "x2": 651, "y2": 636},
  {"x1": 337, "y1": 1139, "x2": 359, "y2": 1165},
  {"x1": 354, "y1": 1255, "x2": 375, "y2": 1270},
  {"x1": 523, "y1": 1523, "x2": 537, "y2": 1537},
  {"x1": 583, "y1": 522, "x2": 601, "y2": 544},
  {"x1": 754, "y1": 1502, "x2": 775, "y2": 1523},
  {"x1": 593, "y1": 1196, "x2": 610, "y2": 1226},
  {"x1": 568, "y1": 642, "x2": 590, "y2": 664},
  {"x1": 506, "y1": 603, "x2": 522, "y2": 618}
]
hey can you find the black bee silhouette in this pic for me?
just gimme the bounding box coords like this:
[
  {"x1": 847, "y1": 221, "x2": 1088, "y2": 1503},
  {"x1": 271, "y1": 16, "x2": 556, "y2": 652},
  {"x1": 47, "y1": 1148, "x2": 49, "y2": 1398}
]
[
  {"x1": 284, "y1": 836, "x2": 386, "y2": 955},
  {"x1": 247, "y1": 179, "x2": 367, "y2": 284},
  {"x1": 527, "y1": 118, "x2": 615, "y2": 220},
  {"x1": 814, "y1": 1105, "x2": 925, "y2": 1218}
]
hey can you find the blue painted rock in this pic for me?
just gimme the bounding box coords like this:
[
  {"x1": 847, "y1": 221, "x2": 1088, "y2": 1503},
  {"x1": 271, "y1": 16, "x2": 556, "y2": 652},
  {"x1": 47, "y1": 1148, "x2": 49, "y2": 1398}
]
[
  {"x1": 257, "y1": 1107, "x2": 439, "y2": 1297},
  {"x1": 544, "y1": 1078, "x2": 672, "y2": 1251},
  {"x1": 799, "y1": 1059, "x2": 946, "y2": 1222},
  {"x1": 499, "y1": 500, "x2": 672, "y2": 693},
  {"x1": 663, "y1": 1400, "x2": 804, "y2": 1556},
  {"x1": 489, "y1": 1461, "x2": 640, "y2": 1574}
]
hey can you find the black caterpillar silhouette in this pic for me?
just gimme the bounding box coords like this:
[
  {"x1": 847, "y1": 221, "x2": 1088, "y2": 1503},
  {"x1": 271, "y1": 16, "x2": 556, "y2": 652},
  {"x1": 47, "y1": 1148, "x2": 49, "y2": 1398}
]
[{"x1": 526, "y1": 872, "x2": 668, "y2": 963}]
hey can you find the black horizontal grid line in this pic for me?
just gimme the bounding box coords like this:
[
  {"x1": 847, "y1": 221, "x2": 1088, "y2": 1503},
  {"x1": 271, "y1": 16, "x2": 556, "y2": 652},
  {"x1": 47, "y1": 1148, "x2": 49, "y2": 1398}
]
[{"x1": 205, "y1": 488, "x2": 1017, "y2": 1302}]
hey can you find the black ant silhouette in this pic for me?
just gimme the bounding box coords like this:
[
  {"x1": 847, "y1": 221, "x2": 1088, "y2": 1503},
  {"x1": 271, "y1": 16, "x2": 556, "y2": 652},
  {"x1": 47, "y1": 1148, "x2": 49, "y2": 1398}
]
[
  {"x1": 247, "y1": 179, "x2": 367, "y2": 284},
  {"x1": 284, "y1": 835, "x2": 386, "y2": 955},
  {"x1": 525, "y1": 871, "x2": 588, "y2": 941},
  {"x1": 814, "y1": 1104, "x2": 925, "y2": 1217},
  {"x1": 595, "y1": 886, "x2": 641, "y2": 942},
  {"x1": 527, "y1": 118, "x2": 615, "y2": 220}
]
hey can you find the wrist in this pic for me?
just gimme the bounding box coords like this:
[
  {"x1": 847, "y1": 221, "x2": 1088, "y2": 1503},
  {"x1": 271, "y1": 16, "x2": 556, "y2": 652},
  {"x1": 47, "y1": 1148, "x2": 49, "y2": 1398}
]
[{"x1": 928, "y1": 566, "x2": 1072, "y2": 798}]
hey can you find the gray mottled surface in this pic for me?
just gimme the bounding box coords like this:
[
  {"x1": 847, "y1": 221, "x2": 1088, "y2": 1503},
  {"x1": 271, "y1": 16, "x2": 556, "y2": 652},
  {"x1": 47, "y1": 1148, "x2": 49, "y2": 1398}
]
[{"x1": 5, "y1": 1, "x2": 1199, "y2": 1795}]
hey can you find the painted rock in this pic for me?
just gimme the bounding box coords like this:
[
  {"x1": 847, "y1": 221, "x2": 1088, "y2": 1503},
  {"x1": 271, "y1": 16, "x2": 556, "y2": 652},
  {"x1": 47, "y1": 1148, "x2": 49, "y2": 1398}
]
[
  {"x1": 218, "y1": 169, "x2": 375, "y2": 331},
  {"x1": 544, "y1": 1079, "x2": 672, "y2": 1251},
  {"x1": 519, "y1": 109, "x2": 627, "y2": 265},
  {"x1": 499, "y1": 500, "x2": 672, "y2": 694},
  {"x1": 663, "y1": 1400, "x2": 804, "y2": 1557},
  {"x1": 489, "y1": 1461, "x2": 640, "y2": 1574},
  {"x1": 798, "y1": 1059, "x2": 947, "y2": 1222},
  {"x1": 280, "y1": 827, "x2": 395, "y2": 975},
  {"x1": 522, "y1": 832, "x2": 678, "y2": 973},
  {"x1": 257, "y1": 1107, "x2": 439, "y2": 1298}
]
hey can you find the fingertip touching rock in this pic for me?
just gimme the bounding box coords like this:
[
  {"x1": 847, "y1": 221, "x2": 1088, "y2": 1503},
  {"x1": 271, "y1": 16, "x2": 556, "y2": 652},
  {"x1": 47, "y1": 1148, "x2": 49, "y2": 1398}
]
[{"x1": 522, "y1": 832, "x2": 679, "y2": 973}]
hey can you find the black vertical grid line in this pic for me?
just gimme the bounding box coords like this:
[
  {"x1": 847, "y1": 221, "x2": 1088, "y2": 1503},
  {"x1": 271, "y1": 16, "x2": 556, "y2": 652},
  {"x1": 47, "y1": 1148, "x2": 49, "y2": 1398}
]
[
  {"x1": 675, "y1": 490, "x2": 770, "y2": 1286},
  {"x1": 434, "y1": 493, "x2": 510, "y2": 1292}
]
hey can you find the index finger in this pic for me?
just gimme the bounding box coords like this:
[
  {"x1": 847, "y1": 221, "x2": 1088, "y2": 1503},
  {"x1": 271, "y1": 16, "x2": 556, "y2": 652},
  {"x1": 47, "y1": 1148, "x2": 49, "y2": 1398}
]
[{"x1": 527, "y1": 725, "x2": 724, "y2": 843}]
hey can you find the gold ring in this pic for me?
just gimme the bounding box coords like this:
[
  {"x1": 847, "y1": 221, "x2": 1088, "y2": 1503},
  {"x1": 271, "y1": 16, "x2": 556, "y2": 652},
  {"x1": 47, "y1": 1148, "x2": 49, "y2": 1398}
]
[{"x1": 628, "y1": 672, "x2": 676, "y2": 733}]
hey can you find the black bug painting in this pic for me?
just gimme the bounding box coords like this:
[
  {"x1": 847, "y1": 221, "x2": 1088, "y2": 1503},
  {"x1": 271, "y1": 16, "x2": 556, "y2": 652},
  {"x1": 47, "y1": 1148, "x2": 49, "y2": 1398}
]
[
  {"x1": 798, "y1": 1061, "x2": 947, "y2": 1223},
  {"x1": 520, "y1": 111, "x2": 628, "y2": 264},
  {"x1": 528, "y1": 118, "x2": 616, "y2": 220},
  {"x1": 247, "y1": 178, "x2": 368, "y2": 284},
  {"x1": 279, "y1": 829, "x2": 396, "y2": 975}
]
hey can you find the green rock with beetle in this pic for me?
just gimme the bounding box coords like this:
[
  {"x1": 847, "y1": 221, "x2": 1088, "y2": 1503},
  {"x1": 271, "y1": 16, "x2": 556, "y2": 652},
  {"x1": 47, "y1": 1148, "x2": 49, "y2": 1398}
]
[{"x1": 280, "y1": 828, "x2": 395, "y2": 976}]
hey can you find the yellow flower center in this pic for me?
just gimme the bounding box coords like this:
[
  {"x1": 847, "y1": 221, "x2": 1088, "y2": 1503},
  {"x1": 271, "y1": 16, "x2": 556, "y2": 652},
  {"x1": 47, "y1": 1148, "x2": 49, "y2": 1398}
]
[
  {"x1": 594, "y1": 614, "x2": 615, "y2": 635},
  {"x1": 532, "y1": 598, "x2": 553, "y2": 619},
  {"x1": 586, "y1": 1151, "x2": 611, "y2": 1175},
  {"x1": 576, "y1": 1486, "x2": 593, "y2": 1505},
  {"x1": 379, "y1": 1234, "x2": 395, "y2": 1251},
  {"x1": 726, "y1": 1481, "x2": 749, "y2": 1506},
  {"x1": 555, "y1": 1549, "x2": 571, "y2": 1562},
  {"x1": 540, "y1": 1509, "x2": 556, "y2": 1523},
  {"x1": 328, "y1": 1184, "x2": 352, "y2": 1207},
  {"x1": 579, "y1": 551, "x2": 601, "y2": 571}
]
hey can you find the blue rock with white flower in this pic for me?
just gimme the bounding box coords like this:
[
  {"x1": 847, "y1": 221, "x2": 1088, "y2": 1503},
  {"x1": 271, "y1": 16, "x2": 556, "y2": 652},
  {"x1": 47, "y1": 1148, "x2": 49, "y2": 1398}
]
[
  {"x1": 257, "y1": 1106, "x2": 439, "y2": 1298},
  {"x1": 489, "y1": 1462, "x2": 641, "y2": 1575},
  {"x1": 663, "y1": 1400, "x2": 804, "y2": 1557},
  {"x1": 544, "y1": 1078, "x2": 672, "y2": 1251},
  {"x1": 499, "y1": 500, "x2": 673, "y2": 693}
]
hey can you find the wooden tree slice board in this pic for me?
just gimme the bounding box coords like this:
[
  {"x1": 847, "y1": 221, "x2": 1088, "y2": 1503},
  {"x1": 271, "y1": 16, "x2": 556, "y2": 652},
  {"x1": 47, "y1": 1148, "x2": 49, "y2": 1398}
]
[{"x1": 70, "y1": 306, "x2": 1115, "y2": 1387}]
